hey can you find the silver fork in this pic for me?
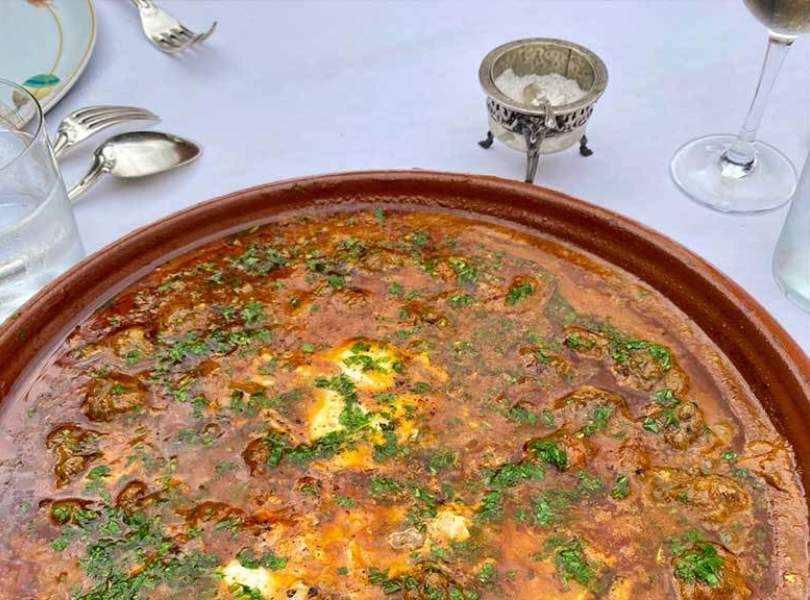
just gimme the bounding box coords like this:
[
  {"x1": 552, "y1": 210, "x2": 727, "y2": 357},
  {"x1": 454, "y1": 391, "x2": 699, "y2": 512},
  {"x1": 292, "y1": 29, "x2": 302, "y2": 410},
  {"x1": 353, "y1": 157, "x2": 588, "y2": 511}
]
[
  {"x1": 52, "y1": 105, "x2": 160, "y2": 158},
  {"x1": 131, "y1": 0, "x2": 217, "y2": 54}
]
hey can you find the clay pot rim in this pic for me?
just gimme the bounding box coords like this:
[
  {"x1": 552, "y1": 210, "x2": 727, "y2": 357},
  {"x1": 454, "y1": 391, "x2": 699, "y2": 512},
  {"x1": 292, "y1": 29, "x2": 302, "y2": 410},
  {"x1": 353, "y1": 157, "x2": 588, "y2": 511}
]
[{"x1": 0, "y1": 169, "x2": 807, "y2": 480}]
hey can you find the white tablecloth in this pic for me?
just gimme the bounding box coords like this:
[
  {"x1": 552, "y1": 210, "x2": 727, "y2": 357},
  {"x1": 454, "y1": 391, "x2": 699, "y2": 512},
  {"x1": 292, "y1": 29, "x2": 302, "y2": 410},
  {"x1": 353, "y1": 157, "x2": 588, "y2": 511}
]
[{"x1": 52, "y1": 0, "x2": 809, "y2": 352}]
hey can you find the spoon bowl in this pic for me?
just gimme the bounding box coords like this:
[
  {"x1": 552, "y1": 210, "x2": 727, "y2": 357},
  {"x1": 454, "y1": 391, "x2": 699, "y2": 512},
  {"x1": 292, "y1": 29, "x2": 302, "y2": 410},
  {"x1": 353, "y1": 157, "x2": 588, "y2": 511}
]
[{"x1": 68, "y1": 131, "x2": 201, "y2": 202}]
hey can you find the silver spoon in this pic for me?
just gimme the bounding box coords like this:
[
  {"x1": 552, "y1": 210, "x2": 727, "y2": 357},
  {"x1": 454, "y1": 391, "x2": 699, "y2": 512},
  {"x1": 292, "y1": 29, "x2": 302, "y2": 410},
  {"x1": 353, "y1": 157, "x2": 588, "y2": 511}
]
[{"x1": 67, "y1": 131, "x2": 201, "y2": 203}]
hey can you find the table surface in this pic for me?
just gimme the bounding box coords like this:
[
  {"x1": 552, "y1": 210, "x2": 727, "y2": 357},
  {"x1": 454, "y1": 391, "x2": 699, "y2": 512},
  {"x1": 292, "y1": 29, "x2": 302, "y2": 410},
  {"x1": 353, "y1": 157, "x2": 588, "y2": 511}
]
[{"x1": 51, "y1": 0, "x2": 809, "y2": 352}]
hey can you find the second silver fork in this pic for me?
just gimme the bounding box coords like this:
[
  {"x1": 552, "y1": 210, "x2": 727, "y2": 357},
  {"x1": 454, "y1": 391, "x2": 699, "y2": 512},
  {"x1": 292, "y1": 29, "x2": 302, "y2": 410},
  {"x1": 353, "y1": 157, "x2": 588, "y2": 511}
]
[
  {"x1": 131, "y1": 0, "x2": 217, "y2": 54},
  {"x1": 52, "y1": 105, "x2": 160, "y2": 158}
]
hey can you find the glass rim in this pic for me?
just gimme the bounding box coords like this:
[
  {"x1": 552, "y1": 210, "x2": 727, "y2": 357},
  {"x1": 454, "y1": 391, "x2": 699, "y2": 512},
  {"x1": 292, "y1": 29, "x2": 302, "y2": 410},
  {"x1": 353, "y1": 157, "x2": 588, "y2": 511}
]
[{"x1": 0, "y1": 77, "x2": 45, "y2": 172}]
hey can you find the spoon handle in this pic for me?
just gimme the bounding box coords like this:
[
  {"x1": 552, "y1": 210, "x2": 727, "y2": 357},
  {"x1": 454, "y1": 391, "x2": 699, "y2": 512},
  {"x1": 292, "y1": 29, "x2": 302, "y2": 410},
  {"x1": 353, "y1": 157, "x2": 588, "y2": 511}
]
[{"x1": 67, "y1": 153, "x2": 108, "y2": 203}]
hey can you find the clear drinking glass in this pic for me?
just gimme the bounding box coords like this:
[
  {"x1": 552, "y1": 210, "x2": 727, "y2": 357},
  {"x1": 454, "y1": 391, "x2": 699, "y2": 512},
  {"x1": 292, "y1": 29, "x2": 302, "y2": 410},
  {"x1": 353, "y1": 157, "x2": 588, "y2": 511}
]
[
  {"x1": 774, "y1": 155, "x2": 810, "y2": 311},
  {"x1": 0, "y1": 78, "x2": 84, "y2": 323},
  {"x1": 671, "y1": 0, "x2": 810, "y2": 213}
]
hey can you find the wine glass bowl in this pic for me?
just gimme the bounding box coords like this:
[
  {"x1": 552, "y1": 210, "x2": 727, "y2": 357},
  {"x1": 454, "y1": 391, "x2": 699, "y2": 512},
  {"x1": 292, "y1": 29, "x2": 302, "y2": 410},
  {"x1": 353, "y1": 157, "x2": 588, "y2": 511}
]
[{"x1": 744, "y1": 0, "x2": 810, "y2": 37}]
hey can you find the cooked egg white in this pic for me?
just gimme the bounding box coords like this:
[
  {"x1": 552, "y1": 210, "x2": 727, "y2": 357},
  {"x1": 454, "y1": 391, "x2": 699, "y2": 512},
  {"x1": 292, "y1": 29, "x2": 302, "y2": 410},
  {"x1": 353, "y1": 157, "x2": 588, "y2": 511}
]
[
  {"x1": 308, "y1": 389, "x2": 352, "y2": 439},
  {"x1": 220, "y1": 561, "x2": 280, "y2": 598},
  {"x1": 427, "y1": 506, "x2": 471, "y2": 542}
]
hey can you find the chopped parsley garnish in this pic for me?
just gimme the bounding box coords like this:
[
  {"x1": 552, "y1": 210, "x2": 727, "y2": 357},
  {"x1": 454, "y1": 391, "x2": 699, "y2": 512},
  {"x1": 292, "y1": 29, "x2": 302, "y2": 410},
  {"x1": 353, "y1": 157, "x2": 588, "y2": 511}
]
[
  {"x1": 653, "y1": 388, "x2": 680, "y2": 408},
  {"x1": 65, "y1": 508, "x2": 222, "y2": 599},
  {"x1": 369, "y1": 566, "x2": 480, "y2": 599},
  {"x1": 610, "y1": 474, "x2": 630, "y2": 499},
  {"x1": 546, "y1": 537, "x2": 598, "y2": 587},
  {"x1": 477, "y1": 490, "x2": 504, "y2": 521},
  {"x1": 610, "y1": 337, "x2": 672, "y2": 371},
  {"x1": 336, "y1": 496, "x2": 356, "y2": 508},
  {"x1": 86, "y1": 465, "x2": 111, "y2": 481},
  {"x1": 157, "y1": 328, "x2": 272, "y2": 367},
  {"x1": 427, "y1": 449, "x2": 458, "y2": 474},
  {"x1": 369, "y1": 476, "x2": 402, "y2": 500},
  {"x1": 642, "y1": 417, "x2": 659, "y2": 433},
  {"x1": 528, "y1": 439, "x2": 569, "y2": 472},
  {"x1": 408, "y1": 230, "x2": 430, "y2": 248},
  {"x1": 373, "y1": 428, "x2": 399, "y2": 463},
  {"x1": 287, "y1": 431, "x2": 347, "y2": 465},
  {"x1": 578, "y1": 405, "x2": 614, "y2": 437},
  {"x1": 532, "y1": 490, "x2": 571, "y2": 527},
  {"x1": 240, "y1": 301, "x2": 265, "y2": 324},
  {"x1": 339, "y1": 398, "x2": 370, "y2": 431},
  {"x1": 260, "y1": 429, "x2": 348, "y2": 468},
  {"x1": 447, "y1": 257, "x2": 478, "y2": 286},
  {"x1": 485, "y1": 460, "x2": 544, "y2": 489},
  {"x1": 476, "y1": 562, "x2": 498, "y2": 583},
  {"x1": 263, "y1": 429, "x2": 289, "y2": 467},
  {"x1": 506, "y1": 405, "x2": 538, "y2": 425},
  {"x1": 574, "y1": 471, "x2": 605, "y2": 496},
  {"x1": 642, "y1": 406, "x2": 683, "y2": 435},
  {"x1": 447, "y1": 293, "x2": 474, "y2": 308},
  {"x1": 670, "y1": 536, "x2": 724, "y2": 589},
  {"x1": 326, "y1": 274, "x2": 346, "y2": 288},
  {"x1": 230, "y1": 244, "x2": 289, "y2": 275},
  {"x1": 411, "y1": 381, "x2": 432, "y2": 395},
  {"x1": 342, "y1": 346, "x2": 389, "y2": 373},
  {"x1": 541, "y1": 410, "x2": 557, "y2": 428},
  {"x1": 406, "y1": 487, "x2": 438, "y2": 526},
  {"x1": 505, "y1": 281, "x2": 535, "y2": 305},
  {"x1": 236, "y1": 547, "x2": 288, "y2": 571},
  {"x1": 564, "y1": 334, "x2": 597, "y2": 351}
]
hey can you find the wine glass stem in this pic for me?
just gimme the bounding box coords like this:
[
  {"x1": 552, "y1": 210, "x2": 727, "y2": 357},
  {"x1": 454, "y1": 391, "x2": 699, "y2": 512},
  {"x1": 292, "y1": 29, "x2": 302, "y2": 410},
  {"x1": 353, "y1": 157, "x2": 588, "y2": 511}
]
[{"x1": 721, "y1": 34, "x2": 794, "y2": 177}]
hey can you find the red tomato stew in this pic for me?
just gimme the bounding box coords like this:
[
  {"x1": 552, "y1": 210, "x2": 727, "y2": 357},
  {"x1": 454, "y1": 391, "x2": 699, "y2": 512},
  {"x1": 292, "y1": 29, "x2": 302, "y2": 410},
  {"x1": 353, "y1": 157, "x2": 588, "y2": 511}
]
[{"x1": 0, "y1": 209, "x2": 806, "y2": 599}]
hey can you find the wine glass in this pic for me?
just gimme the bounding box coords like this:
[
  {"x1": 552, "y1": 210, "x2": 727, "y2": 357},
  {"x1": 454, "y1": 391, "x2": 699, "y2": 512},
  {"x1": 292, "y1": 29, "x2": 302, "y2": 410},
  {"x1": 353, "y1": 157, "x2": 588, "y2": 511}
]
[{"x1": 671, "y1": 0, "x2": 810, "y2": 213}]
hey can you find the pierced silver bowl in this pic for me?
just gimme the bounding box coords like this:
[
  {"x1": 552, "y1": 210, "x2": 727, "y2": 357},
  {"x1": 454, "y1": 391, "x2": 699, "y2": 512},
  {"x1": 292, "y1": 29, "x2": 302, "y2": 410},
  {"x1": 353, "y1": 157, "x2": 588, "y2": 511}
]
[{"x1": 478, "y1": 38, "x2": 608, "y2": 183}]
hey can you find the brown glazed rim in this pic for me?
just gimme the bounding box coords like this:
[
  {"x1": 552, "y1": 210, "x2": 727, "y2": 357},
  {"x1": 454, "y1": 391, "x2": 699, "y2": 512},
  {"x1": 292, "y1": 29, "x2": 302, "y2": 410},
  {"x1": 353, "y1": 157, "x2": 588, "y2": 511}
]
[{"x1": 1, "y1": 170, "x2": 808, "y2": 498}]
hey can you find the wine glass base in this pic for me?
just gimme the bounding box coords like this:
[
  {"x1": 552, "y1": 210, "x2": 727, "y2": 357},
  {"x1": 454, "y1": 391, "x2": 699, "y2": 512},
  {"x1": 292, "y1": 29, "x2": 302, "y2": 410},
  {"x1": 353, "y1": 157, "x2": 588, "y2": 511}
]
[{"x1": 670, "y1": 134, "x2": 797, "y2": 214}]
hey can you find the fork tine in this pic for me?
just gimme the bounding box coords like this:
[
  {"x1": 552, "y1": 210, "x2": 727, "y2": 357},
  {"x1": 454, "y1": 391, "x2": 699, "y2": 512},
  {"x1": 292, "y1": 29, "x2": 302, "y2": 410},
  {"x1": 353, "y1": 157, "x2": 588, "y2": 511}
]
[
  {"x1": 84, "y1": 110, "x2": 160, "y2": 129},
  {"x1": 75, "y1": 107, "x2": 158, "y2": 124},
  {"x1": 71, "y1": 105, "x2": 157, "y2": 121},
  {"x1": 81, "y1": 111, "x2": 160, "y2": 128},
  {"x1": 151, "y1": 16, "x2": 216, "y2": 55},
  {"x1": 172, "y1": 22, "x2": 216, "y2": 52},
  {"x1": 83, "y1": 115, "x2": 150, "y2": 131},
  {"x1": 196, "y1": 21, "x2": 217, "y2": 44},
  {"x1": 164, "y1": 31, "x2": 189, "y2": 48},
  {"x1": 155, "y1": 32, "x2": 174, "y2": 44},
  {"x1": 177, "y1": 23, "x2": 215, "y2": 52},
  {"x1": 166, "y1": 32, "x2": 196, "y2": 52},
  {"x1": 153, "y1": 34, "x2": 177, "y2": 49},
  {"x1": 173, "y1": 26, "x2": 193, "y2": 41}
]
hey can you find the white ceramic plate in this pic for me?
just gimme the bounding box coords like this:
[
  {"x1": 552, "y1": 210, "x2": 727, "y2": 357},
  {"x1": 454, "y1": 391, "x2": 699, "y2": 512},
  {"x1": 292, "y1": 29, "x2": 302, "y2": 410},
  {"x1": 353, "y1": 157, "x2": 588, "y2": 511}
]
[{"x1": 0, "y1": 0, "x2": 96, "y2": 113}]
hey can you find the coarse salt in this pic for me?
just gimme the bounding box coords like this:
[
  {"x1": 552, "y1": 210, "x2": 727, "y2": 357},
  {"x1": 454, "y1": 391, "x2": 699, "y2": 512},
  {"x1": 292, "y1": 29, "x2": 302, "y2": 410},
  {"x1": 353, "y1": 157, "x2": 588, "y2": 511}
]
[{"x1": 494, "y1": 69, "x2": 586, "y2": 107}]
